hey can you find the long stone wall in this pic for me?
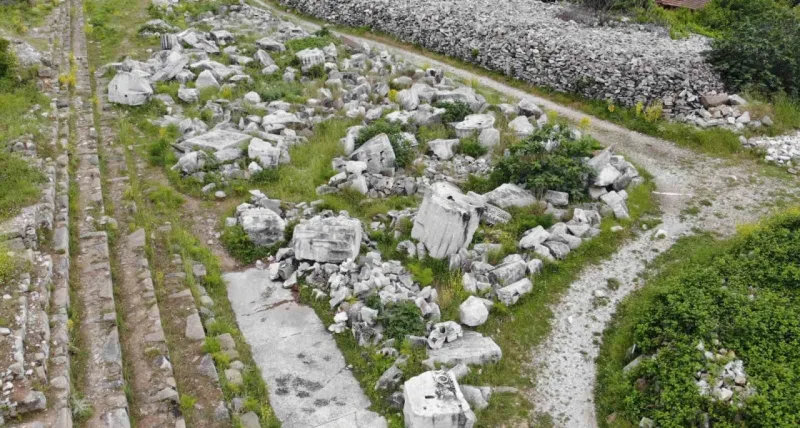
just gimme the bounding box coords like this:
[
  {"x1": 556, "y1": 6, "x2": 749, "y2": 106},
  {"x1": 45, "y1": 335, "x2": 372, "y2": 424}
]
[{"x1": 277, "y1": 0, "x2": 724, "y2": 114}]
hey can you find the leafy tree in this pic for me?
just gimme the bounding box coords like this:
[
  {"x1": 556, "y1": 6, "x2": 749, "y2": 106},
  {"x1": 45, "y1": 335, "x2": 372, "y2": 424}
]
[{"x1": 706, "y1": 4, "x2": 800, "y2": 96}]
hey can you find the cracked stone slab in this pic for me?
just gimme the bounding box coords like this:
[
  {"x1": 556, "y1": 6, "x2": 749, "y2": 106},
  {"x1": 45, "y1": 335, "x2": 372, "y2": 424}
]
[{"x1": 225, "y1": 268, "x2": 387, "y2": 428}]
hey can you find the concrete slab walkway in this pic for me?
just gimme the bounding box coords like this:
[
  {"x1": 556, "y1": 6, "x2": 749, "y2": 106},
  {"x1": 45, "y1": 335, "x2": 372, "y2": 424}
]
[{"x1": 225, "y1": 268, "x2": 387, "y2": 428}]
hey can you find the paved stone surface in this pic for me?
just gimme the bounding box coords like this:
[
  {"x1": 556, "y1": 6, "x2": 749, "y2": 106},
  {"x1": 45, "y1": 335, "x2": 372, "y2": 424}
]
[{"x1": 225, "y1": 268, "x2": 386, "y2": 428}]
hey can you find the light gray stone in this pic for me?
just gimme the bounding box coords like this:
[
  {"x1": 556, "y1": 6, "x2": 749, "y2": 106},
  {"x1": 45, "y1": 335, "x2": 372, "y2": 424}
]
[
  {"x1": 349, "y1": 134, "x2": 395, "y2": 173},
  {"x1": 403, "y1": 371, "x2": 476, "y2": 428},
  {"x1": 411, "y1": 182, "x2": 484, "y2": 259},
  {"x1": 482, "y1": 183, "x2": 536, "y2": 209},
  {"x1": 427, "y1": 331, "x2": 502, "y2": 366},
  {"x1": 292, "y1": 215, "x2": 362, "y2": 263},
  {"x1": 108, "y1": 72, "x2": 153, "y2": 106},
  {"x1": 459, "y1": 296, "x2": 489, "y2": 327},
  {"x1": 496, "y1": 278, "x2": 533, "y2": 306},
  {"x1": 428, "y1": 139, "x2": 459, "y2": 160}
]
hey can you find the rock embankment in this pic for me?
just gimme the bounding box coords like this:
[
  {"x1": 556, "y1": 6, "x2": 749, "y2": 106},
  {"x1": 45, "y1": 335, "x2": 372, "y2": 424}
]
[{"x1": 277, "y1": 0, "x2": 723, "y2": 115}]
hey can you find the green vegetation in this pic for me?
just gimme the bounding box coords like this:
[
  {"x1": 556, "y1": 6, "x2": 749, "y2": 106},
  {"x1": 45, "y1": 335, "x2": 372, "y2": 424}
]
[
  {"x1": 0, "y1": 245, "x2": 20, "y2": 285},
  {"x1": 456, "y1": 136, "x2": 488, "y2": 158},
  {"x1": 488, "y1": 124, "x2": 599, "y2": 200},
  {"x1": 0, "y1": 152, "x2": 45, "y2": 223},
  {"x1": 707, "y1": 2, "x2": 800, "y2": 98},
  {"x1": 434, "y1": 100, "x2": 473, "y2": 123},
  {"x1": 0, "y1": 38, "x2": 49, "y2": 223},
  {"x1": 380, "y1": 301, "x2": 426, "y2": 342},
  {"x1": 596, "y1": 209, "x2": 800, "y2": 427},
  {"x1": 0, "y1": 0, "x2": 56, "y2": 35},
  {"x1": 84, "y1": 0, "x2": 157, "y2": 63}
]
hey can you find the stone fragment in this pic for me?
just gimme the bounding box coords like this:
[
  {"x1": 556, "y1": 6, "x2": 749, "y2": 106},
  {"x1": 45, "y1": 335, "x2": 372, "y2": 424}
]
[
  {"x1": 411, "y1": 182, "x2": 484, "y2": 259},
  {"x1": 427, "y1": 331, "x2": 502, "y2": 366},
  {"x1": 108, "y1": 72, "x2": 153, "y2": 106},
  {"x1": 483, "y1": 183, "x2": 536, "y2": 209},
  {"x1": 403, "y1": 371, "x2": 476, "y2": 428},
  {"x1": 292, "y1": 215, "x2": 362, "y2": 263},
  {"x1": 240, "y1": 208, "x2": 286, "y2": 247},
  {"x1": 454, "y1": 114, "x2": 495, "y2": 138},
  {"x1": 459, "y1": 296, "x2": 489, "y2": 327},
  {"x1": 350, "y1": 134, "x2": 396, "y2": 173},
  {"x1": 496, "y1": 278, "x2": 533, "y2": 306}
]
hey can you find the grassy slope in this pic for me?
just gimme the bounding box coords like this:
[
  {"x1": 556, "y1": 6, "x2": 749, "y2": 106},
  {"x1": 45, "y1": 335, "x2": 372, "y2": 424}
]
[
  {"x1": 595, "y1": 209, "x2": 800, "y2": 427},
  {"x1": 0, "y1": 54, "x2": 51, "y2": 223}
]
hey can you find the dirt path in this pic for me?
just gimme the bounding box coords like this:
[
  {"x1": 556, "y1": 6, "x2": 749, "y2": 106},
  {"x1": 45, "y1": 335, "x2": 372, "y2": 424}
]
[{"x1": 254, "y1": 2, "x2": 800, "y2": 425}]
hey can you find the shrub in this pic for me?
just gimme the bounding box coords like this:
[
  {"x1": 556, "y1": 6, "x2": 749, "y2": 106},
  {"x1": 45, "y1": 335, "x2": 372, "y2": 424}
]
[
  {"x1": 490, "y1": 124, "x2": 596, "y2": 200},
  {"x1": 596, "y1": 210, "x2": 800, "y2": 427},
  {"x1": 457, "y1": 136, "x2": 488, "y2": 158},
  {"x1": 0, "y1": 38, "x2": 15, "y2": 80},
  {"x1": 705, "y1": 1, "x2": 800, "y2": 96},
  {"x1": 220, "y1": 225, "x2": 281, "y2": 265},
  {"x1": 434, "y1": 101, "x2": 472, "y2": 123},
  {"x1": 380, "y1": 301, "x2": 425, "y2": 342}
]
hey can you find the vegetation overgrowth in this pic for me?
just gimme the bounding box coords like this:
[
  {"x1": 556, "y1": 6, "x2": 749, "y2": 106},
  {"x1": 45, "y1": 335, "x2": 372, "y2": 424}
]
[
  {"x1": 596, "y1": 209, "x2": 800, "y2": 427},
  {"x1": 0, "y1": 38, "x2": 48, "y2": 223}
]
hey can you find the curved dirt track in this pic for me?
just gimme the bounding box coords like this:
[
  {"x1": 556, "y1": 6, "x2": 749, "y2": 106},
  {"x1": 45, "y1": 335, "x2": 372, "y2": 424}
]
[{"x1": 255, "y1": 2, "x2": 799, "y2": 425}]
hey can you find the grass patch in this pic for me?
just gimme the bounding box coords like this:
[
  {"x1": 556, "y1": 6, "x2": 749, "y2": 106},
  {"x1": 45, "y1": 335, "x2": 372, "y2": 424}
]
[
  {"x1": 0, "y1": 152, "x2": 44, "y2": 223},
  {"x1": 84, "y1": 0, "x2": 157, "y2": 64},
  {"x1": 0, "y1": 0, "x2": 57, "y2": 35}
]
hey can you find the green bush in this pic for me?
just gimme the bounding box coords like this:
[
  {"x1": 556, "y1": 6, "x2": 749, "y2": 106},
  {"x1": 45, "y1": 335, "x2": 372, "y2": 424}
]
[
  {"x1": 490, "y1": 124, "x2": 596, "y2": 200},
  {"x1": 706, "y1": 2, "x2": 800, "y2": 97},
  {"x1": 380, "y1": 301, "x2": 426, "y2": 342},
  {"x1": 596, "y1": 210, "x2": 800, "y2": 427},
  {"x1": 0, "y1": 38, "x2": 14, "y2": 79},
  {"x1": 220, "y1": 225, "x2": 281, "y2": 265},
  {"x1": 457, "y1": 136, "x2": 488, "y2": 158},
  {"x1": 434, "y1": 101, "x2": 472, "y2": 123}
]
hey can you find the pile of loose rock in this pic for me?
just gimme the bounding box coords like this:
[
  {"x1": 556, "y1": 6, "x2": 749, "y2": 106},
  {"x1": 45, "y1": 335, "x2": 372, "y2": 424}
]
[
  {"x1": 742, "y1": 131, "x2": 800, "y2": 172},
  {"x1": 277, "y1": 0, "x2": 723, "y2": 116},
  {"x1": 695, "y1": 342, "x2": 755, "y2": 406},
  {"x1": 679, "y1": 92, "x2": 772, "y2": 131}
]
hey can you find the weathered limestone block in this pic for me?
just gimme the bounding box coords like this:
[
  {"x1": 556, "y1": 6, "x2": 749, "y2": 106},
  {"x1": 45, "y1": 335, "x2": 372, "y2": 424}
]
[
  {"x1": 108, "y1": 72, "x2": 153, "y2": 106},
  {"x1": 349, "y1": 133, "x2": 396, "y2": 173},
  {"x1": 240, "y1": 208, "x2": 286, "y2": 247},
  {"x1": 292, "y1": 215, "x2": 362, "y2": 263},
  {"x1": 427, "y1": 331, "x2": 502, "y2": 367},
  {"x1": 403, "y1": 370, "x2": 476, "y2": 428},
  {"x1": 411, "y1": 182, "x2": 484, "y2": 259},
  {"x1": 482, "y1": 183, "x2": 536, "y2": 209}
]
